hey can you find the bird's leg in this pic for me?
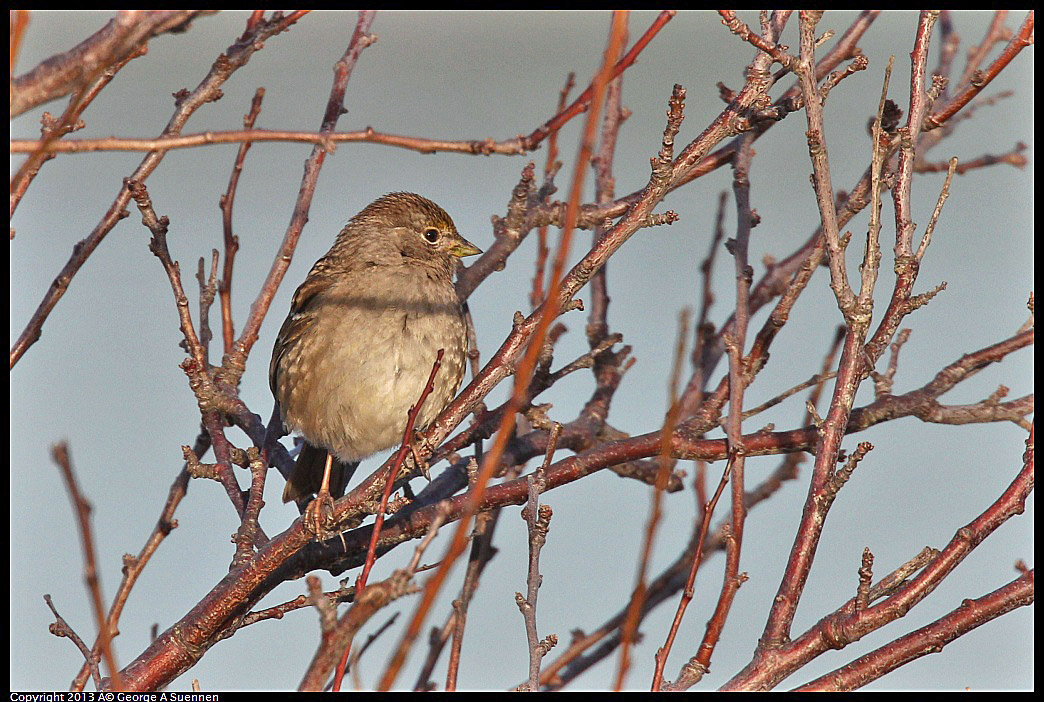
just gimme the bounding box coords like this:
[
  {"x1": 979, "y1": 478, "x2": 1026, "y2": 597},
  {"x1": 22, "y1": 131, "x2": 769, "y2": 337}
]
[
  {"x1": 305, "y1": 452, "x2": 337, "y2": 539},
  {"x1": 407, "y1": 429, "x2": 431, "y2": 481}
]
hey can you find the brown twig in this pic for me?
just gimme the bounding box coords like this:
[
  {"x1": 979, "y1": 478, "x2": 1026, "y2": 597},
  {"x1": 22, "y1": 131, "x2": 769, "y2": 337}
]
[
  {"x1": 218, "y1": 88, "x2": 265, "y2": 353},
  {"x1": 616, "y1": 307, "x2": 688, "y2": 691},
  {"x1": 231, "y1": 582, "x2": 355, "y2": 630},
  {"x1": 924, "y1": 11, "x2": 1031, "y2": 132},
  {"x1": 128, "y1": 179, "x2": 249, "y2": 517},
  {"x1": 797, "y1": 570, "x2": 1035, "y2": 691},
  {"x1": 531, "y1": 73, "x2": 574, "y2": 310},
  {"x1": 586, "y1": 63, "x2": 627, "y2": 358},
  {"x1": 517, "y1": 423, "x2": 559, "y2": 690},
  {"x1": 52, "y1": 443, "x2": 122, "y2": 690},
  {"x1": 661, "y1": 79, "x2": 765, "y2": 688},
  {"x1": 348, "y1": 613, "x2": 400, "y2": 690},
  {"x1": 231, "y1": 448, "x2": 268, "y2": 568},
  {"x1": 45, "y1": 593, "x2": 102, "y2": 688},
  {"x1": 442, "y1": 467, "x2": 496, "y2": 691},
  {"x1": 357, "y1": 349, "x2": 445, "y2": 594},
  {"x1": 918, "y1": 141, "x2": 1027, "y2": 174}
]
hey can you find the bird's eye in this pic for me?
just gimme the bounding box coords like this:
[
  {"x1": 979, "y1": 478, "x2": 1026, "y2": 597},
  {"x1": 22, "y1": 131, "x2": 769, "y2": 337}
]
[{"x1": 423, "y1": 227, "x2": 440, "y2": 244}]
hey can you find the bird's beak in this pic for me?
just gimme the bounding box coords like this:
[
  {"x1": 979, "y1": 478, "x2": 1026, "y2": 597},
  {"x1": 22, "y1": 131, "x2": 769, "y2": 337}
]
[{"x1": 449, "y1": 234, "x2": 482, "y2": 258}]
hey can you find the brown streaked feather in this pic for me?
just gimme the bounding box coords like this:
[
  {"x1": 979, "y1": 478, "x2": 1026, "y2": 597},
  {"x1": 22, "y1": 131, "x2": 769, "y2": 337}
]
[{"x1": 269, "y1": 264, "x2": 333, "y2": 396}]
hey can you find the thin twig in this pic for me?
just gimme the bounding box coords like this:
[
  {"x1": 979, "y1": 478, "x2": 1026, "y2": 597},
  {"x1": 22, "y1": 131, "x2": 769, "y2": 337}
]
[{"x1": 52, "y1": 443, "x2": 122, "y2": 690}]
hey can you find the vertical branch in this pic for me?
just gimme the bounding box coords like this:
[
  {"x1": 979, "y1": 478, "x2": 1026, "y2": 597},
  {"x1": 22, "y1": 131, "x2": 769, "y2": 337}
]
[
  {"x1": 677, "y1": 191, "x2": 728, "y2": 419},
  {"x1": 530, "y1": 73, "x2": 575, "y2": 310},
  {"x1": 52, "y1": 443, "x2": 123, "y2": 691},
  {"x1": 746, "y1": 13, "x2": 946, "y2": 673},
  {"x1": 129, "y1": 180, "x2": 250, "y2": 517},
  {"x1": 662, "y1": 12, "x2": 787, "y2": 687},
  {"x1": 893, "y1": 11, "x2": 939, "y2": 260},
  {"x1": 517, "y1": 423, "x2": 559, "y2": 691},
  {"x1": 231, "y1": 448, "x2": 268, "y2": 568},
  {"x1": 667, "y1": 132, "x2": 759, "y2": 693},
  {"x1": 218, "y1": 87, "x2": 265, "y2": 354},
  {"x1": 755, "y1": 9, "x2": 874, "y2": 652},
  {"x1": 357, "y1": 350, "x2": 445, "y2": 595},
  {"x1": 442, "y1": 482, "x2": 495, "y2": 692},
  {"x1": 794, "y1": 11, "x2": 854, "y2": 314},
  {"x1": 859, "y1": 56, "x2": 894, "y2": 305},
  {"x1": 587, "y1": 60, "x2": 627, "y2": 349},
  {"x1": 616, "y1": 309, "x2": 688, "y2": 690},
  {"x1": 378, "y1": 12, "x2": 631, "y2": 690},
  {"x1": 228, "y1": 11, "x2": 377, "y2": 375}
]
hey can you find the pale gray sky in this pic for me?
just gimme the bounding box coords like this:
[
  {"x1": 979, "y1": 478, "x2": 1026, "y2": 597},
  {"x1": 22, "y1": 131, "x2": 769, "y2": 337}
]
[{"x1": 11, "y1": 11, "x2": 1033, "y2": 691}]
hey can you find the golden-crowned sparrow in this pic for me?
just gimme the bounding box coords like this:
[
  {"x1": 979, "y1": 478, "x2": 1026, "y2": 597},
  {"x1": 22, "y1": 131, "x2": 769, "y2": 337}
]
[{"x1": 271, "y1": 192, "x2": 481, "y2": 504}]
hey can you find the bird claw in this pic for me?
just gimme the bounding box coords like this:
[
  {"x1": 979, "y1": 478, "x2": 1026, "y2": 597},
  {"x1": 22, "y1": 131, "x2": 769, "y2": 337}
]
[
  {"x1": 407, "y1": 431, "x2": 432, "y2": 481},
  {"x1": 303, "y1": 490, "x2": 337, "y2": 542},
  {"x1": 406, "y1": 444, "x2": 431, "y2": 481}
]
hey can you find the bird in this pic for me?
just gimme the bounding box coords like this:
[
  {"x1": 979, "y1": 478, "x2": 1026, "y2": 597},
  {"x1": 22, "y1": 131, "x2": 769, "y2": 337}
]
[{"x1": 270, "y1": 192, "x2": 481, "y2": 507}]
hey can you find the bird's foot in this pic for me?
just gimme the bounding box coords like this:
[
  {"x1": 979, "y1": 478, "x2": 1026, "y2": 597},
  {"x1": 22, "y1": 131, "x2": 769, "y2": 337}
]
[
  {"x1": 406, "y1": 432, "x2": 431, "y2": 481},
  {"x1": 303, "y1": 489, "x2": 336, "y2": 538}
]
